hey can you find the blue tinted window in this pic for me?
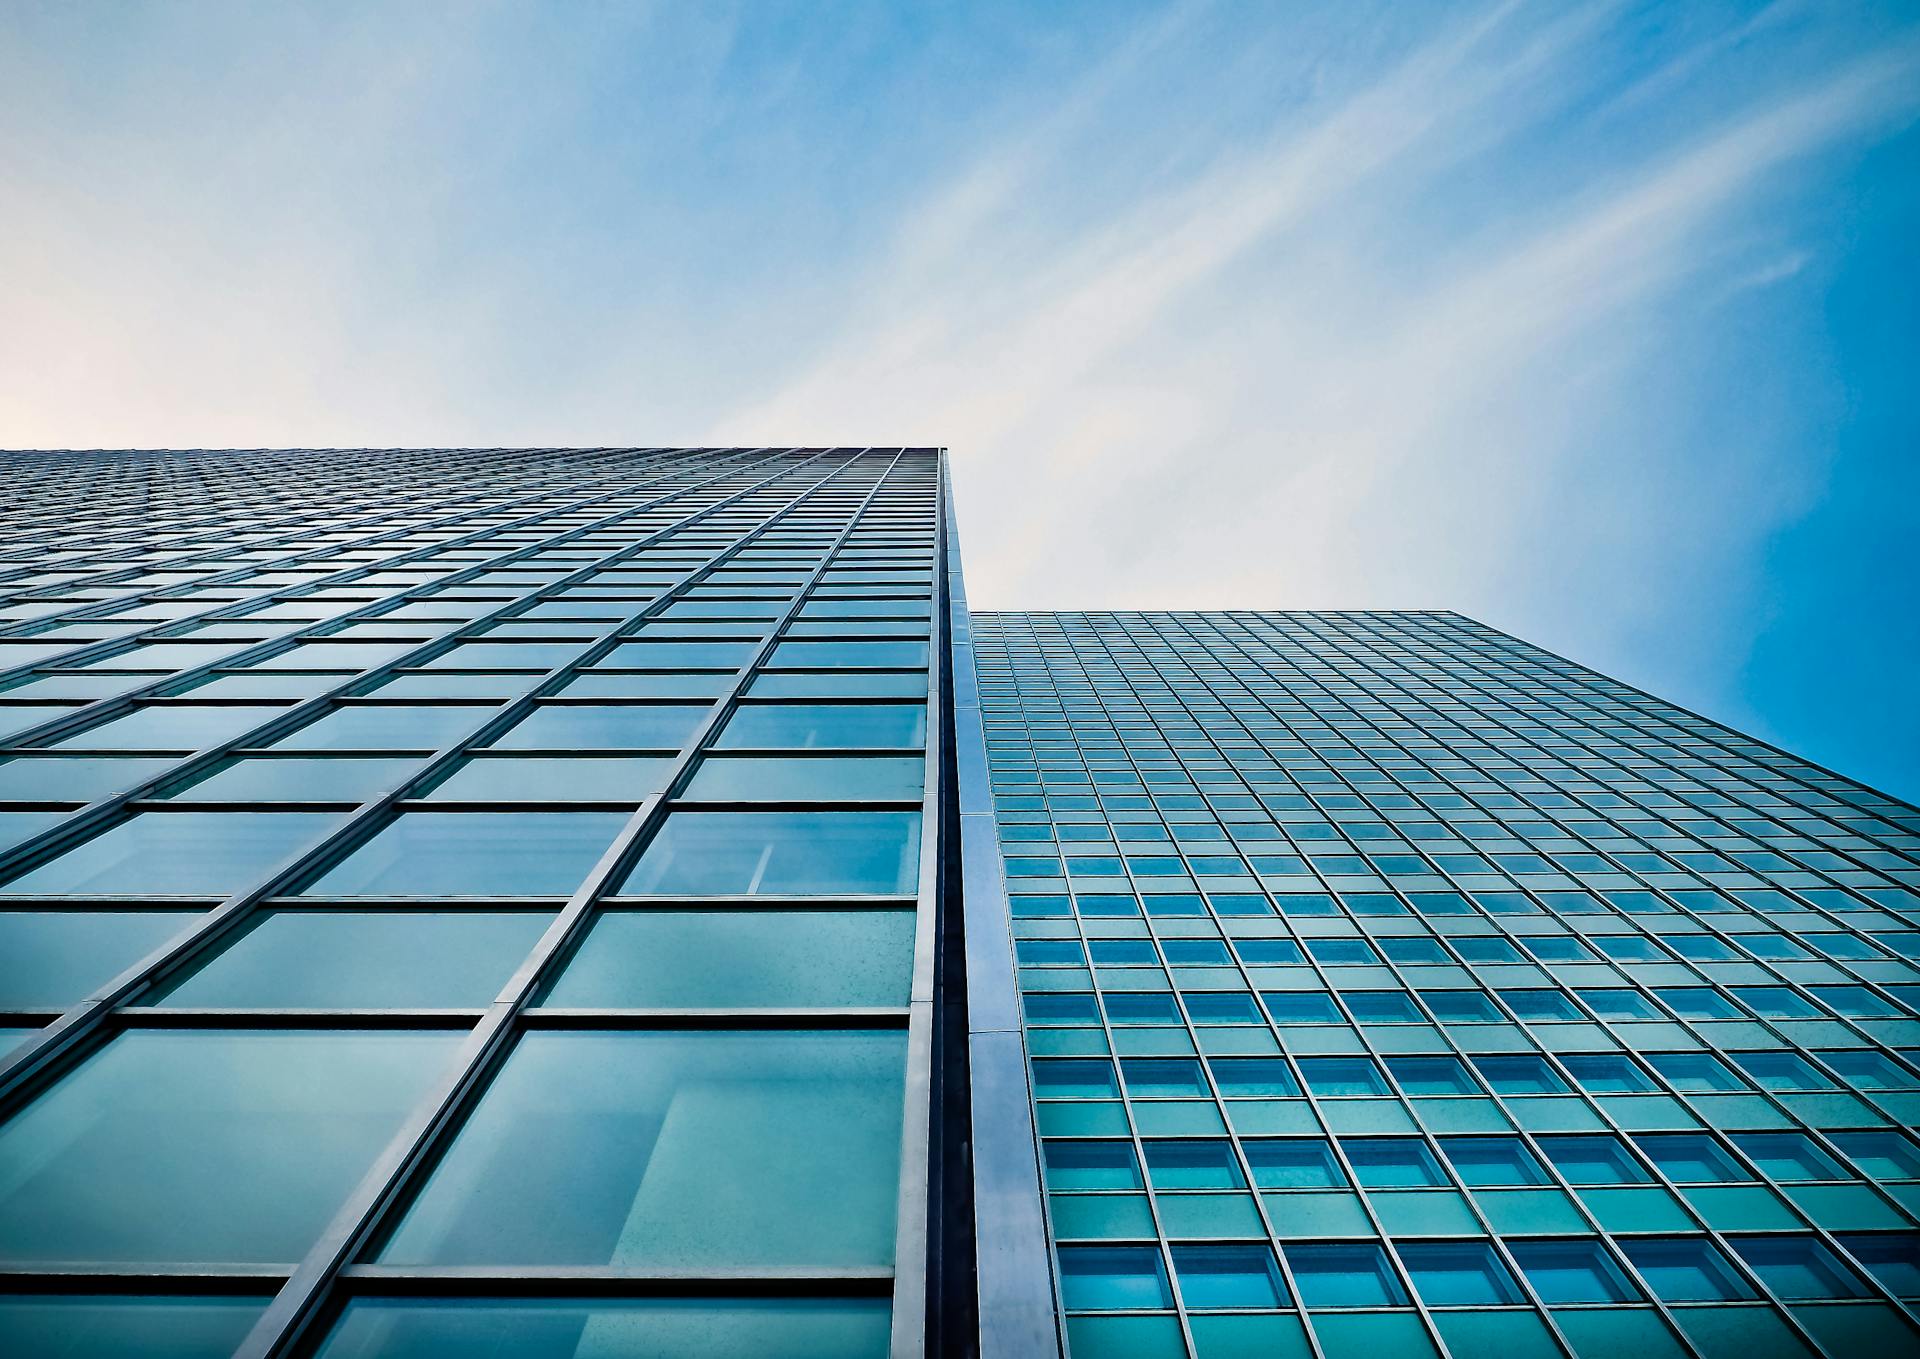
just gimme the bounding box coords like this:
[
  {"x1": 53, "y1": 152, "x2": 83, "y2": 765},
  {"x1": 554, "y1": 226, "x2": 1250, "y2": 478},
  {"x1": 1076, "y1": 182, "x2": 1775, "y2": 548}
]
[
  {"x1": 1388, "y1": 1056, "x2": 1478, "y2": 1095},
  {"x1": 1044, "y1": 1141, "x2": 1142, "y2": 1191},
  {"x1": 171, "y1": 757, "x2": 417, "y2": 802},
  {"x1": 1209, "y1": 1058, "x2": 1302, "y2": 1097},
  {"x1": 1183, "y1": 992, "x2": 1262, "y2": 1025},
  {"x1": 1831, "y1": 1132, "x2": 1920, "y2": 1180},
  {"x1": 1648, "y1": 1052, "x2": 1746, "y2": 1092},
  {"x1": 305, "y1": 812, "x2": 626, "y2": 896},
  {"x1": 1058, "y1": 1246, "x2": 1172, "y2": 1311},
  {"x1": 0, "y1": 1030, "x2": 456, "y2": 1263},
  {"x1": 715, "y1": 703, "x2": 925, "y2": 750},
  {"x1": 1509, "y1": 1240, "x2": 1640, "y2": 1303},
  {"x1": 1121, "y1": 1058, "x2": 1209, "y2": 1098},
  {"x1": 0, "y1": 757, "x2": 174, "y2": 800},
  {"x1": 1245, "y1": 1140, "x2": 1346, "y2": 1189},
  {"x1": 1731, "y1": 1133, "x2": 1847, "y2": 1182},
  {"x1": 1634, "y1": 1134, "x2": 1748, "y2": 1183},
  {"x1": 683, "y1": 755, "x2": 923, "y2": 802},
  {"x1": 1562, "y1": 1053, "x2": 1655, "y2": 1093},
  {"x1": 1173, "y1": 1244, "x2": 1289, "y2": 1308},
  {"x1": 620, "y1": 811, "x2": 920, "y2": 896},
  {"x1": 378, "y1": 1030, "x2": 903, "y2": 1268},
  {"x1": 1836, "y1": 1235, "x2": 1920, "y2": 1298},
  {"x1": 0, "y1": 1296, "x2": 264, "y2": 1358},
  {"x1": 1104, "y1": 993, "x2": 1181, "y2": 1025},
  {"x1": 275, "y1": 707, "x2": 481, "y2": 751},
  {"x1": 426, "y1": 756, "x2": 671, "y2": 802},
  {"x1": 491, "y1": 705, "x2": 708, "y2": 751},
  {"x1": 1344, "y1": 1138, "x2": 1446, "y2": 1188},
  {"x1": 1299, "y1": 1057, "x2": 1389, "y2": 1096},
  {"x1": 1033, "y1": 1059, "x2": 1119, "y2": 1098},
  {"x1": 1399, "y1": 1241, "x2": 1524, "y2": 1306},
  {"x1": 1731, "y1": 1237, "x2": 1871, "y2": 1300},
  {"x1": 4, "y1": 812, "x2": 343, "y2": 895},
  {"x1": 1440, "y1": 1137, "x2": 1549, "y2": 1187},
  {"x1": 0, "y1": 909, "x2": 200, "y2": 1007},
  {"x1": 1263, "y1": 992, "x2": 1342, "y2": 1024},
  {"x1": 1283, "y1": 1243, "x2": 1408, "y2": 1308},
  {"x1": 1621, "y1": 1238, "x2": 1757, "y2": 1302},
  {"x1": 1143, "y1": 1140, "x2": 1245, "y2": 1190},
  {"x1": 1541, "y1": 1136, "x2": 1652, "y2": 1185},
  {"x1": 55, "y1": 706, "x2": 286, "y2": 751}
]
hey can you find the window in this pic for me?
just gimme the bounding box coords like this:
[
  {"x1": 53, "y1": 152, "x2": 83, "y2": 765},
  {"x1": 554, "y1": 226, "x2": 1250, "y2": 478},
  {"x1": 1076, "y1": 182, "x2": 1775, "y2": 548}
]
[
  {"x1": 1470, "y1": 1055, "x2": 1570, "y2": 1095},
  {"x1": 1730, "y1": 1237, "x2": 1871, "y2": 1300},
  {"x1": 304, "y1": 812, "x2": 626, "y2": 896},
  {"x1": 1298, "y1": 1058, "x2": 1390, "y2": 1097},
  {"x1": 1173, "y1": 1245, "x2": 1289, "y2": 1308},
  {"x1": 619, "y1": 812, "x2": 920, "y2": 896},
  {"x1": 1398, "y1": 1241, "x2": 1524, "y2": 1306},
  {"x1": 1731, "y1": 1133, "x2": 1847, "y2": 1182},
  {"x1": 274, "y1": 707, "x2": 480, "y2": 751},
  {"x1": 1282, "y1": 1244, "x2": 1409, "y2": 1308},
  {"x1": 0, "y1": 910, "x2": 200, "y2": 1007},
  {"x1": 173, "y1": 757, "x2": 419, "y2": 802},
  {"x1": 1183, "y1": 992, "x2": 1262, "y2": 1025},
  {"x1": 1264, "y1": 992, "x2": 1342, "y2": 1024},
  {"x1": 0, "y1": 1297, "x2": 265, "y2": 1357},
  {"x1": 1830, "y1": 1132, "x2": 1920, "y2": 1180},
  {"x1": 1634, "y1": 1134, "x2": 1748, "y2": 1184},
  {"x1": 1033, "y1": 1059, "x2": 1119, "y2": 1098},
  {"x1": 1209, "y1": 1058, "x2": 1302, "y2": 1097},
  {"x1": 1143, "y1": 1140, "x2": 1245, "y2": 1190},
  {"x1": 1620, "y1": 1238, "x2": 1757, "y2": 1302},
  {"x1": 1561, "y1": 1054, "x2": 1655, "y2": 1093},
  {"x1": 1104, "y1": 994, "x2": 1181, "y2": 1025},
  {"x1": 1647, "y1": 1052, "x2": 1745, "y2": 1092},
  {"x1": 1439, "y1": 1137, "x2": 1549, "y2": 1187},
  {"x1": 4, "y1": 812, "x2": 343, "y2": 895},
  {"x1": 1733, "y1": 1052, "x2": 1836, "y2": 1091},
  {"x1": 1044, "y1": 1141, "x2": 1142, "y2": 1191},
  {"x1": 490, "y1": 705, "x2": 708, "y2": 751},
  {"x1": 1508, "y1": 1240, "x2": 1641, "y2": 1303},
  {"x1": 0, "y1": 756, "x2": 174, "y2": 800},
  {"x1": 0, "y1": 1030, "x2": 456, "y2": 1263},
  {"x1": 54, "y1": 705, "x2": 287, "y2": 751},
  {"x1": 426, "y1": 756, "x2": 671, "y2": 801},
  {"x1": 156, "y1": 910, "x2": 549, "y2": 1008},
  {"x1": 313, "y1": 1298, "x2": 889, "y2": 1359},
  {"x1": 1058, "y1": 1246, "x2": 1172, "y2": 1311},
  {"x1": 1539, "y1": 1136, "x2": 1651, "y2": 1185},
  {"x1": 1121, "y1": 1058, "x2": 1209, "y2": 1098},
  {"x1": 1388, "y1": 1057, "x2": 1479, "y2": 1095},
  {"x1": 714, "y1": 703, "x2": 925, "y2": 750},
  {"x1": 1835, "y1": 1235, "x2": 1920, "y2": 1298},
  {"x1": 378, "y1": 1030, "x2": 903, "y2": 1268},
  {"x1": 682, "y1": 755, "x2": 923, "y2": 802},
  {"x1": 1343, "y1": 1138, "x2": 1447, "y2": 1188},
  {"x1": 1244, "y1": 1140, "x2": 1347, "y2": 1189}
]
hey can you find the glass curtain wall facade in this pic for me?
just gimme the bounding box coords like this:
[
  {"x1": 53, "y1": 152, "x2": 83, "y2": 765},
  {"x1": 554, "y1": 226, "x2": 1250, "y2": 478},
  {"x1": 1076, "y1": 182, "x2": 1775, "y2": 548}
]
[
  {"x1": 2, "y1": 448, "x2": 1918, "y2": 1359},
  {"x1": 0, "y1": 446, "x2": 945, "y2": 1358},
  {"x1": 970, "y1": 611, "x2": 1920, "y2": 1359}
]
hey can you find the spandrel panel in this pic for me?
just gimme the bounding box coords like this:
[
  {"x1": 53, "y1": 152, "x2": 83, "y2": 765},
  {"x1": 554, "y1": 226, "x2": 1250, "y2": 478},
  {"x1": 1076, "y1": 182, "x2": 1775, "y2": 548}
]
[{"x1": 376, "y1": 1030, "x2": 905, "y2": 1268}]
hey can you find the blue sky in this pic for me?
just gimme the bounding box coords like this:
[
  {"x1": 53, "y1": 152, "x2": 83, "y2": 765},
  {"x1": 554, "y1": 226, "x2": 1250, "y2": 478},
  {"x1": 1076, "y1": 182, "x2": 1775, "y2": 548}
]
[{"x1": 2, "y1": 0, "x2": 1916, "y2": 798}]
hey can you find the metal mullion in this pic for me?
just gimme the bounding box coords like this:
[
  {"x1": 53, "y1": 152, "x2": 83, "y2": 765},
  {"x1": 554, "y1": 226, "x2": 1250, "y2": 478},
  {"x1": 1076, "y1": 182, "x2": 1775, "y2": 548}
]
[
  {"x1": 230, "y1": 449, "x2": 906, "y2": 1359},
  {"x1": 0, "y1": 452, "x2": 851, "y2": 1108},
  {"x1": 0, "y1": 448, "x2": 720, "y2": 641},
  {"x1": 0, "y1": 452, "x2": 819, "y2": 879}
]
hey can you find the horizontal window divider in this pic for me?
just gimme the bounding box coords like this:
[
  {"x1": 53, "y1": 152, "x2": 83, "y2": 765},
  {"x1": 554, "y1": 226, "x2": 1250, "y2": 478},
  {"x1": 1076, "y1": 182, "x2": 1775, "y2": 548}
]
[
  {"x1": 332, "y1": 1266, "x2": 896, "y2": 1297},
  {"x1": 665, "y1": 798, "x2": 927, "y2": 813},
  {"x1": 0, "y1": 1265, "x2": 292, "y2": 1293},
  {"x1": 388, "y1": 799, "x2": 651, "y2": 813},
  {"x1": 520, "y1": 1007, "x2": 912, "y2": 1028},
  {"x1": 595, "y1": 892, "x2": 920, "y2": 909},
  {"x1": 110, "y1": 1007, "x2": 489, "y2": 1029}
]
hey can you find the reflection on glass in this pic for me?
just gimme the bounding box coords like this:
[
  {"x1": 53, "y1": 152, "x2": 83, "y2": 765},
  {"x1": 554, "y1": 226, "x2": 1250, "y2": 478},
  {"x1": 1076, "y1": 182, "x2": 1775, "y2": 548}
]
[
  {"x1": 303, "y1": 813, "x2": 627, "y2": 896},
  {"x1": 2, "y1": 813, "x2": 344, "y2": 895},
  {"x1": 0, "y1": 1030, "x2": 457, "y2": 1263},
  {"x1": 0, "y1": 1296, "x2": 264, "y2": 1359},
  {"x1": 0, "y1": 909, "x2": 200, "y2": 1007},
  {"x1": 378, "y1": 1030, "x2": 904, "y2": 1268},
  {"x1": 620, "y1": 812, "x2": 920, "y2": 896}
]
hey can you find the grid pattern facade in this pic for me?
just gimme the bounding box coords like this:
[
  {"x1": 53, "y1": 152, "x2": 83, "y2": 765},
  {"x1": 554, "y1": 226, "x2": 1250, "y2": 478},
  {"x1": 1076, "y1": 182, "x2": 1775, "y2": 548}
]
[
  {"x1": 973, "y1": 611, "x2": 1920, "y2": 1359},
  {"x1": 0, "y1": 446, "x2": 945, "y2": 1358}
]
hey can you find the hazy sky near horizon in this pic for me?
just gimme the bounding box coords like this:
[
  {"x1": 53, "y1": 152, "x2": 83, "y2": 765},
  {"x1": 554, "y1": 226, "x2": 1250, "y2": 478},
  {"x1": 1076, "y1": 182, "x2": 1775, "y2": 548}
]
[{"x1": 2, "y1": 1, "x2": 1916, "y2": 798}]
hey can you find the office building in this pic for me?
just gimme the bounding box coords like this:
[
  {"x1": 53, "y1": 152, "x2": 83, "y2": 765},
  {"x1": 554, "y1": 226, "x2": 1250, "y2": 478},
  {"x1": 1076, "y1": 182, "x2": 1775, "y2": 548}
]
[{"x1": 0, "y1": 448, "x2": 1914, "y2": 1358}]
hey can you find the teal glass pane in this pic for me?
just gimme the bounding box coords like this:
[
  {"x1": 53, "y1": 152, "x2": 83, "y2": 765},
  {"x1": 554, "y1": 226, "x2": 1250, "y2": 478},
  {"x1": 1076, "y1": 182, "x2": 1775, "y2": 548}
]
[
  {"x1": 0, "y1": 1296, "x2": 265, "y2": 1358},
  {"x1": 378, "y1": 1030, "x2": 904, "y2": 1267},
  {"x1": 0, "y1": 1030, "x2": 457, "y2": 1262},
  {"x1": 1033, "y1": 1059, "x2": 1120, "y2": 1098},
  {"x1": 1058, "y1": 1245, "x2": 1173, "y2": 1310},
  {"x1": 1621, "y1": 1238, "x2": 1759, "y2": 1301},
  {"x1": 769, "y1": 641, "x2": 927, "y2": 668},
  {"x1": 1439, "y1": 1136, "x2": 1550, "y2": 1186},
  {"x1": 1398, "y1": 1241, "x2": 1525, "y2": 1306},
  {"x1": 1244, "y1": 1139, "x2": 1347, "y2": 1188},
  {"x1": 542, "y1": 908, "x2": 914, "y2": 1008},
  {"x1": 683, "y1": 755, "x2": 924, "y2": 801},
  {"x1": 1731, "y1": 1237, "x2": 1872, "y2": 1299},
  {"x1": 1510, "y1": 1239, "x2": 1642, "y2": 1303},
  {"x1": 561, "y1": 673, "x2": 736, "y2": 698},
  {"x1": 369, "y1": 674, "x2": 540, "y2": 698},
  {"x1": 314, "y1": 1297, "x2": 890, "y2": 1359},
  {"x1": 0, "y1": 756, "x2": 174, "y2": 800},
  {"x1": 54, "y1": 705, "x2": 287, "y2": 751},
  {"x1": 1836, "y1": 1235, "x2": 1920, "y2": 1297},
  {"x1": 1210, "y1": 1057, "x2": 1302, "y2": 1096},
  {"x1": 1344, "y1": 1138, "x2": 1446, "y2": 1187},
  {"x1": 0, "y1": 705, "x2": 86, "y2": 742},
  {"x1": 274, "y1": 706, "x2": 482, "y2": 751},
  {"x1": 619, "y1": 811, "x2": 920, "y2": 896},
  {"x1": 1044, "y1": 1141, "x2": 1143, "y2": 1191},
  {"x1": 748, "y1": 671, "x2": 927, "y2": 698},
  {"x1": 426, "y1": 756, "x2": 671, "y2": 801},
  {"x1": 1282, "y1": 1243, "x2": 1408, "y2": 1307},
  {"x1": 1144, "y1": 1140, "x2": 1246, "y2": 1189},
  {"x1": 154, "y1": 910, "x2": 550, "y2": 1008},
  {"x1": 715, "y1": 703, "x2": 925, "y2": 750},
  {"x1": 0, "y1": 810, "x2": 66, "y2": 851},
  {"x1": 0, "y1": 909, "x2": 199, "y2": 1007},
  {"x1": 2, "y1": 812, "x2": 343, "y2": 895},
  {"x1": 304, "y1": 812, "x2": 626, "y2": 896},
  {"x1": 1830, "y1": 1131, "x2": 1920, "y2": 1179},
  {"x1": 1173, "y1": 1244, "x2": 1290, "y2": 1308},
  {"x1": 1732, "y1": 1133, "x2": 1847, "y2": 1181},
  {"x1": 169, "y1": 757, "x2": 418, "y2": 801},
  {"x1": 490, "y1": 705, "x2": 708, "y2": 750},
  {"x1": 1541, "y1": 1135, "x2": 1653, "y2": 1184}
]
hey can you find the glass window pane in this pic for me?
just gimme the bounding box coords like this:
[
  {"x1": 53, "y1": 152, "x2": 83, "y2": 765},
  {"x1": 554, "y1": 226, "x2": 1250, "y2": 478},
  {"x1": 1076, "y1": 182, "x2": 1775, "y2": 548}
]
[
  {"x1": 1731, "y1": 1237, "x2": 1872, "y2": 1300},
  {"x1": 1283, "y1": 1243, "x2": 1409, "y2": 1308},
  {"x1": 1245, "y1": 1140, "x2": 1347, "y2": 1189},
  {"x1": 0, "y1": 1030, "x2": 457, "y2": 1263},
  {"x1": 314, "y1": 1297, "x2": 890, "y2": 1359},
  {"x1": 1173, "y1": 1244, "x2": 1289, "y2": 1309},
  {"x1": 1509, "y1": 1240, "x2": 1641, "y2": 1303},
  {"x1": 490, "y1": 705, "x2": 709, "y2": 751},
  {"x1": 1209, "y1": 1057, "x2": 1302, "y2": 1097},
  {"x1": 1143, "y1": 1140, "x2": 1245, "y2": 1190},
  {"x1": 1620, "y1": 1238, "x2": 1758, "y2": 1302},
  {"x1": 54, "y1": 706, "x2": 287, "y2": 751},
  {"x1": 425, "y1": 757, "x2": 671, "y2": 802},
  {"x1": 0, "y1": 909, "x2": 200, "y2": 1007},
  {"x1": 683, "y1": 756, "x2": 924, "y2": 802},
  {"x1": 303, "y1": 812, "x2": 627, "y2": 896},
  {"x1": 377, "y1": 1030, "x2": 904, "y2": 1268},
  {"x1": 619, "y1": 812, "x2": 920, "y2": 896},
  {"x1": 153, "y1": 910, "x2": 550, "y2": 1008},
  {"x1": 1399, "y1": 1241, "x2": 1525, "y2": 1306},
  {"x1": 0, "y1": 757, "x2": 175, "y2": 800},
  {"x1": 1731, "y1": 1133, "x2": 1847, "y2": 1182},
  {"x1": 541, "y1": 909, "x2": 914, "y2": 1008},
  {"x1": 0, "y1": 1295, "x2": 265, "y2": 1359},
  {"x1": 1344, "y1": 1138, "x2": 1446, "y2": 1188},
  {"x1": 1058, "y1": 1245, "x2": 1172, "y2": 1311},
  {"x1": 273, "y1": 707, "x2": 482, "y2": 752},
  {"x1": 715, "y1": 703, "x2": 925, "y2": 750},
  {"x1": 1440, "y1": 1137, "x2": 1549, "y2": 1187},
  {"x1": 169, "y1": 758, "x2": 417, "y2": 802},
  {"x1": 2, "y1": 812, "x2": 344, "y2": 895},
  {"x1": 1044, "y1": 1141, "x2": 1143, "y2": 1191}
]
